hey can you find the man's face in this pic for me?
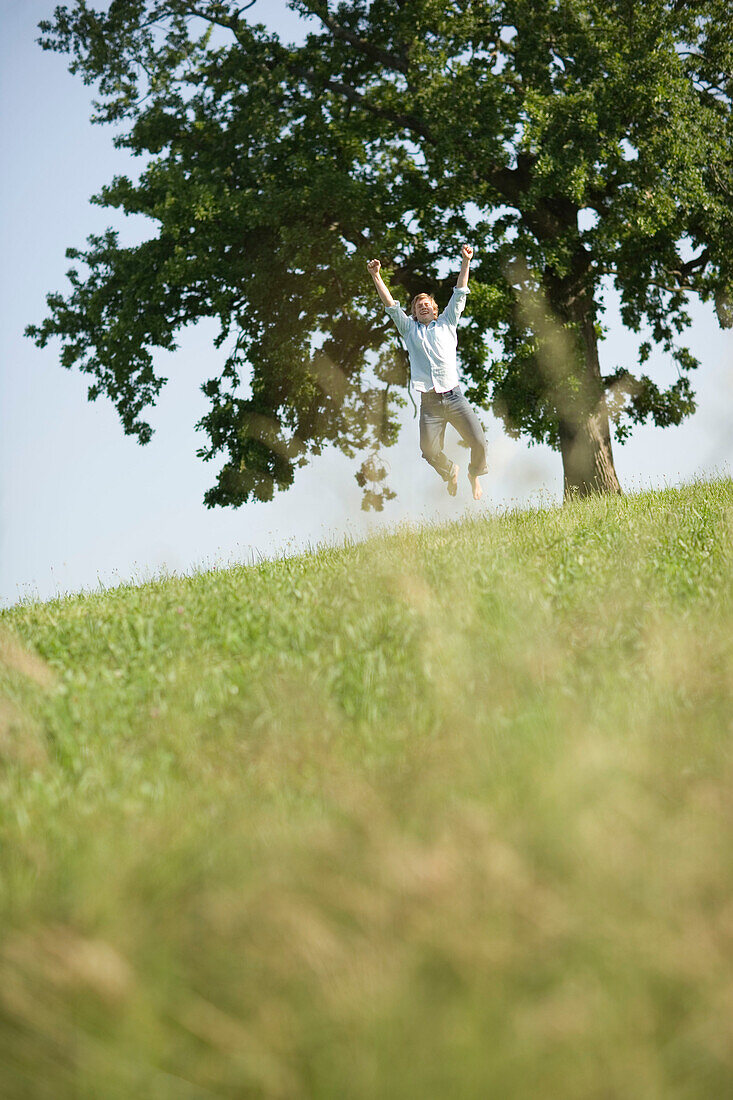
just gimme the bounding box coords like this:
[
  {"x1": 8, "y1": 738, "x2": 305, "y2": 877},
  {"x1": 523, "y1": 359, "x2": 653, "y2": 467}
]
[{"x1": 413, "y1": 294, "x2": 438, "y2": 324}]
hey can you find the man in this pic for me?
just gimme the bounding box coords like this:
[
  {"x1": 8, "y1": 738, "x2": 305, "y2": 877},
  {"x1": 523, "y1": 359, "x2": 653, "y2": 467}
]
[{"x1": 367, "y1": 245, "x2": 488, "y2": 500}]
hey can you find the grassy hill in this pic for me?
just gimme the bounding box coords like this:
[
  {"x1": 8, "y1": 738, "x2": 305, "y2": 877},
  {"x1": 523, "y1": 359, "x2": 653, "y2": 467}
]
[{"x1": 1, "y1": 478, "x2": 732, "y2": 1099}]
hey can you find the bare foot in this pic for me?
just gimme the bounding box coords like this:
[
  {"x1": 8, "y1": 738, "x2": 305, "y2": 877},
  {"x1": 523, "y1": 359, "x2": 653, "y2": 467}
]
[
  {"x1": 468, "y1": 472, "x2": 482, "y2": 501},
  {"x1": 447, "y1": 463, "x2": 459, "y2": 496}
]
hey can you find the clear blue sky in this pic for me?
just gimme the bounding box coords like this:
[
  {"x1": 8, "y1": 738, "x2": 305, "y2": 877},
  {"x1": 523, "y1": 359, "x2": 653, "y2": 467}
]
[{"x1": 2, "y1": 0, "x2": 731, "y2": 608}]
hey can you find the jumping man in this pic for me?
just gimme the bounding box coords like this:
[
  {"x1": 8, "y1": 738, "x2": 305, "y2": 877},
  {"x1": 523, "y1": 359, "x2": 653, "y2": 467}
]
[{"x1": 367, "y1": 245, "x2": 488, "y2": 500}]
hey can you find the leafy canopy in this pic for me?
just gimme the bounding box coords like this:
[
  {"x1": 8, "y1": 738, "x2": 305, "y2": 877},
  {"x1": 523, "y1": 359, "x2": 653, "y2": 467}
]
[{"x1": 27, "y1": 0, "x2": 733, "y2": 506}]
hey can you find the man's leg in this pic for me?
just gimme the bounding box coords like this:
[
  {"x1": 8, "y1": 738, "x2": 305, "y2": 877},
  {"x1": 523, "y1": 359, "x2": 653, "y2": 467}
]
[
  {"x1": 445, "y1": 389, "x2": 488, "y2": 500},
  {"x1": 419, "y1": 395, "x2": 458, "y2": 493}
]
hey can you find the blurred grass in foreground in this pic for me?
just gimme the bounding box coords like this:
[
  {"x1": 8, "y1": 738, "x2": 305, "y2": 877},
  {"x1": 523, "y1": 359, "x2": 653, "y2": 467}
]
[{"x1": 1, "y1": 478, "x2": 732, "y2": 1099}]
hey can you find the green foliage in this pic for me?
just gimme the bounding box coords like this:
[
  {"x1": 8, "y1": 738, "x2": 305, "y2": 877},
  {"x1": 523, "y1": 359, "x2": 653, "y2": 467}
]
[
  {"x1": 1, "y1": 478, "x2": 732, "y2": 1096},
  {"x1": 26, "y1": 1, "x2": 733, "y2": 503}
]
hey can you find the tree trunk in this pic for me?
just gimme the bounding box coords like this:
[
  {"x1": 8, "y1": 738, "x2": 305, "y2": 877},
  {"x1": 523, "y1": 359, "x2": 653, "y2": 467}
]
[
  {"x1": 555, "y1": 277, "x2": 622, "y2": 499},
  {"x1": 559, "y1": 408, "x2": 621, "y2": 497}
]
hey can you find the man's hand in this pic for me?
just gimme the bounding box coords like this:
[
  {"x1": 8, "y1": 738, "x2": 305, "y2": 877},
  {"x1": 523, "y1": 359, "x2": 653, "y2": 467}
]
[
  {"x1": 461, "y1": 244, "x2": 474, "y2": 261},
  {"x1": 367, "y1": 259, "x2": 381, "y2": 276}
]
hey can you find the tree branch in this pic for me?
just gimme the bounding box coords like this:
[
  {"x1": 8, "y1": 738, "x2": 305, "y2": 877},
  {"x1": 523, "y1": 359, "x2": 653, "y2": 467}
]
[
  {"x1": 321, "y1": 77, "x2": 437, "y2": 143},
  {"x1": 176, "y1": 1, "x2": 259, "y2": 38},
  {"x1": 679, "y1": 248, "x2": 710, "y2": 276},
  {"x1": 598, "y1": 248, "x2": 711, "y2": 295},
  {"x1": 302, "y1": 3, "x2": 409, "y2": 74},
  {"x1": 642, "y1": 249, "x2": 712, "y2": 293},
  {"x1": 647, "y1": 281, "x2": 696, "y2": 293}
]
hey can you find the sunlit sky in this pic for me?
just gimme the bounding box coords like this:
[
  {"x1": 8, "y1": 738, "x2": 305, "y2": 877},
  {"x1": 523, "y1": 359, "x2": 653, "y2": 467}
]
[{"x1": 2, "y1": 0, "x2": 731, "y2": 608}]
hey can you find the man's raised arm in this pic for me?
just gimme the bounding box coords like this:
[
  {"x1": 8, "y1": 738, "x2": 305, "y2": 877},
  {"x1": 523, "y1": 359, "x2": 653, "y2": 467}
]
[
  {"x1": 438, "y1": 244, "x2": 474, "y2": 326},
  {"x1": 456, "y1": 243, "x2": 473, "y2": 289},
  {"x1": 367, "y1": 259, "x2": 396, "y2": 307}
]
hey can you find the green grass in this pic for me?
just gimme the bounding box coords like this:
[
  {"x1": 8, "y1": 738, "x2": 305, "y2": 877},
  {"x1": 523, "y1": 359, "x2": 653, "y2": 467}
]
[{"x1": 1, "y1": 478, "x2": 732, "y2": 1099}]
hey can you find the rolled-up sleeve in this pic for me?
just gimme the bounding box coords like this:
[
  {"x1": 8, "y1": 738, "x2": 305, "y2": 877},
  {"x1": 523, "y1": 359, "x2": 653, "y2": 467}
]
[
  {"x1": 384, "y1": 302, "x2": 412, "y2": 338},
  {"x1": 439, "y1": 286, "x2": 469, "y2": 327}
]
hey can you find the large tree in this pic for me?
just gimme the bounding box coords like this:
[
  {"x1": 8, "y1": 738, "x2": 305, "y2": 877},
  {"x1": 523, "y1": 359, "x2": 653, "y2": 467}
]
[{"x1": 27, "y1": 0, "x2": 733, "y2": 505}]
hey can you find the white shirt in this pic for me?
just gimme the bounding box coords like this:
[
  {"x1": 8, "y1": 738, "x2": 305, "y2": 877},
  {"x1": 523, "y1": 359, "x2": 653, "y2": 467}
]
[{"x1": 384, "y1": 286, "x2": 469, "y2": 392}]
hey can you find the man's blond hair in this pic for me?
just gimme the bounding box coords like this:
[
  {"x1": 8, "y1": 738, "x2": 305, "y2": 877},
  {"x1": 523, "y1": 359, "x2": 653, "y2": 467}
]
[{"x1": 410, "y1": 293, "x2": 439, "y2": 320}]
